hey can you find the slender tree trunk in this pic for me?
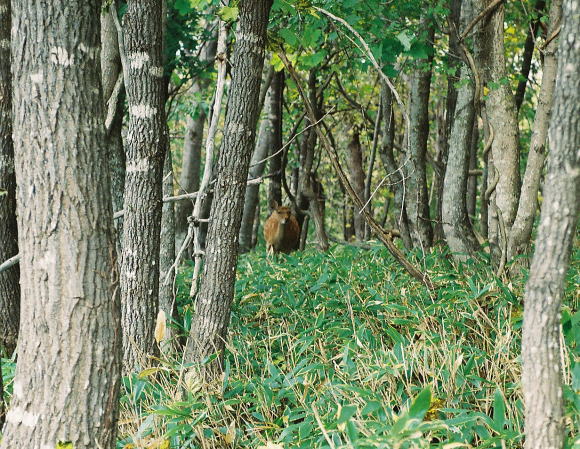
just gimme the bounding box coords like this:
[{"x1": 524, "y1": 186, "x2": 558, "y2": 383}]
[
  {"x1": 240, "y1": 69, "x2": 280, "y2": 252},
  {"x1": 101, "y1": 7, "x2": 125, "y2": 254},
  {"x1": 342, "y1": 183, "x2": 355, "y2": 241},
  {"x1": 1, "y1": 1, "x2": 121, "y2": 446},
  {"x1": 474, "y1": 0, "x2": 521, "y2": 262},
  {"x1": 175, "y1": 35, "x2": 217, "y2": 246},
  {"x1": 466, "y1": 121, "x2": 479, "y2": 219},
  {"x1": 442, "y1": 63, "x2": 481, "y2": 259},
  {"x1": 406, "y1": 17, "x2": 435, "y2": 249},
  {"x1": 347, "y1": 131, "x2": 366, "y2": 241},
  {"x1": 268, "y1": 71, "x2": 285, "y2": 207},
  {"x1": 433, "y1": 0, "x2": 461, "y2": 242},
  {"x1": 507, "y1": 0, "x2": 562, "y2": 263},
  {"x1": 379, "y1": 84, "x2": 412, "y2": 249},
  {"x1": 0, "y1": 0, "x2": 19, "y2": 356},
  {"x1": 184, "y1": 0, "x2": 272, "y2": 376},
  {"x1": 120, "y1": 0, "x2": 167, "y2": 371},
  {"x1": 515, "y1": 0, "x2": 547, "y2": 113},
  {"x1": 522, "y1": 2, "x2": 579, "y2": 446}
]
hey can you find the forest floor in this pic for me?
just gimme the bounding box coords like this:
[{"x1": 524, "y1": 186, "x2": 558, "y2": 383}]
[{"x1": 2, "y1": 244, "x2": 579, "y2": 448}]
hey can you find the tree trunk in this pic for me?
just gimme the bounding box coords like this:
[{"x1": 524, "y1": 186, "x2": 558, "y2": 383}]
[
  {"x1": 267, "y1": 71, "x2": 285, "y2": 207},
  {"x1": 406, "y1": 17, "x2": 435, "y2": 250},
  {"x1": 101, "y1": 7, "x2": 125, "y2": 255},
  {"x1": 0, "y1": 0, "x2": 19, "y2": 356},
  {"x1": 442, "y1": 63, "x2": 481, "y2": 260},
  {"x1": 120, "y1": 0, "x2": 167, "y2": 371},
  {"x1": 466, "y1": 121, "x2": 479, "y2": 219},
  {"x1": 433, "y1": 0, "x2": 461, "y2": 242},
  {"x1": 522, "y1": 2, "x2": 579, "y2": 446},
  {"x1": 1, "y1": 1, "x2": 121, "y2": 446},
  {"x1": 175, "y1": 35, "x2": 217, "y2": 246},
  {"x1": 240, "y1": 70, "x2": 280, "y2": 252},
  {"x1": 184, "y1": 0, "x2": 272, "y2": 376},
  {"x1": 347, "y1": 131, "x2": 366, "y2": 241},
  {"x1": 474, "y1": 0, "x2": 521, "y2": 262},
  {"x1": 379, "y1": 83, "x2": 412, "y2": 249},
  {"x1": 507, "y1": 0, "x2": 562, "y2": 263}
]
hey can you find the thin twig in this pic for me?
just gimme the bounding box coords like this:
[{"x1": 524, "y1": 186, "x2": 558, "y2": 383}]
[
  {"x1": 459, "y1": 0, "x2": 505, "y2": 42},
  {"x1": 0, "y1": 254, "x2": 19, "y2": 274}
]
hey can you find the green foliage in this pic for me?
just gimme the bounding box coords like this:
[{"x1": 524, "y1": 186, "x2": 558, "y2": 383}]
[{"x1": 112, "y1": 246, "x2": 578, "y2": 448}]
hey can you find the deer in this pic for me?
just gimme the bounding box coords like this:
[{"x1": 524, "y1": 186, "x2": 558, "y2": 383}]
[{"x1": 264, "y1": 201, "x2": 300, "y2": 255}]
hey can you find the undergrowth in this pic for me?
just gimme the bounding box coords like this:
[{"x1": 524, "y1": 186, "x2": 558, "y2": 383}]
[{"x1": 2, "y1": 245, "x2": 578, "y2": 448}]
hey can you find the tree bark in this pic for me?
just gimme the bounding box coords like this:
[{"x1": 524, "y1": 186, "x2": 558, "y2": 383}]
[
  {"x1": 507, "y1": 0, "x2": 562, "y2": 263},
  {"x1": 442, "y1": 63, "x2": 481, "y2": 260},
  {"x1": 0, "y1": 0, "x2": 19, "y2": 356},
  {"x1": 379, "y1": 84, "x2": 412, "y2": 249},
  {"x1": 101, "y1": 7, "x2": 125, "y2": 255},
  {"x1": 120, "y1": 0, "x2": 167, "y2": 371},
  {"x1": 522, "y1": 2, "x2": 579, "y2": 446},
  {"x1": 267, "y1": 71, "x2": 285, "y2": 207},
  {"x1": 184, "y1": 0, "x2": 272, "y2": 376},
  {"x1": 466, "y1": 121, "x2": 479, "y2": 219},
  {"x1": 1, "y1": 1, "x2": 121, "y2": 446},
  {"x1": 474, "y1": 0, "x2": 521, "y2": 261},
  {"x1": 348, "y1": 131, "x2": 367, "y2": 241},
  {"x1": 433, "y1": 0, "x2": 461, "y2": 242},
  {"x1": 406, "y1": 16, "x2": 435, "y2": 250},
  {"x1": 175, "y1": 34, "x2": 217, "y2": 246}
]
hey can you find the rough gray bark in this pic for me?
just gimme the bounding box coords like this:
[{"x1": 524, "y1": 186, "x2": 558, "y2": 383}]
[
  {"x1": 101, "y1": 7, "x2": 125, "y2": 255},
  {"x1": 0, "y1": 0, "x2": 19, "y2": 356},
  {"x1": 185, "y1": 0, "x2": 272, "y2": 375},
  {"x1": 474, "y1": 0, "x2": 521, "y2": 260},
  {"x1": 406, "y1": 17, "x2": 435, "y2": 249},
  {"x1": 0, "y1": 0, "x2": 121, "y2": 446},
  {"x1": 522, "y1": 2, "x2": 579, "y2": 446},
  {"x1": 466, "y1": 121, "x2": 479, "y2": 219},
  {"x1": 507, "y1": 0, "x2": 562, "y2": 263},
  {"x1": 348, "y1": 131, "x2": 366, "y2": 241},
  {"x1": 267, "y1": 71, "x2": 285, "y2": 207},
  {"x1": 379, "y1": 84, "x2": 412, "y2": 249},
  {"x1": 442, "y1": 63, "x2": 481, "y2": 259},
  {"x1": 120, "y1": 0, "x2": 167, "y2": 371}
]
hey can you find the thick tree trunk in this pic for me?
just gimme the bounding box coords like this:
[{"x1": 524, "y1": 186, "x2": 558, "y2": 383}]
[
  {"x1": 379, "y1": 84, "x2": 412, "y2": 249},
  {"x1": 406, "y1": 17, "x2": 435, "y2": 250},
  {"x1": 507, "y1": 0, "x2": 562, "y2": 263},
  {"x1": 1, "y1": 1, "x2": 121, "y2": 446},
  {"x1": 442, "y1": 63, "x2": 481, "y2": 260},
  {"x1": 175, "y1": 36, "x2": 217, "y2": 246},
  {"x1": 0, "y1": 0, "x2": 19, "y2": 356},
  {"x1": 474, "y1": 0, "x2": 521, "y2": 262},
  {"x1": 267, "y1": 71, "x2": 285, "y2": 207},
  {"x1": 433, "y1": 0, "x2": 461, "y2": 242},
  {"x1": 522, "y1": 2, "x2": 579, "y2": 446},
  {"x1": 348, "y1": 131, "x2": 367, "y2": 241},
  {"x1": 120, "y1": 0, "x2": 167, "y2": 371},
  {"x1": 184, "y1": 0, "x2": 272, "y2": 376},
  {"x1": 101, "y1": 8, "x2": 125, "y2": 254}
]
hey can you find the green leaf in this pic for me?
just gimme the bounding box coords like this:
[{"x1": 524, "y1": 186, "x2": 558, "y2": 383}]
[
  {"x1": 397, "y1": 30, "x2": 413, "y2": 51},
  {"x1": 493, "y1": 388, "x2": 506, "y2": 432},
  {"x1": 337, "y1": 405, "x2": 357, "y2": 425},
  {"x1": 408, "y1": 387, "x2": 431, "y2": 421},
  {"x1": 219, "y1": 6, "x2": 239, "y2": 22}
]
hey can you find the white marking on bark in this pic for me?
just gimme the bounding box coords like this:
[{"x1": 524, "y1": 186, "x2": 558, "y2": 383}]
[
  {"x1": 129, "y1": 52, "x2": 150, "y2": 69},
  {"x1": 50, "y1": 47, "x2": 74, "y2": 66},
  {"x1": 0, "y1": 39, "x2": 9, "y2": 50},
  {"x1": 126, "y1": 270, "x2": 137, "y2": 279},
  {"x1": 13, "y1": 381, "x2": 23, "y2": 397},
  {"x1": 130, "y1": 104, "x2": 157, "y2": 118},
  {"x1": 0, "y1": 5, "x2": 7, "y2": 14},
  {"x1": 227, "y1": 121, "x2": 250, "y2": 135},
  {"x1": 149, "y1": 66, "x2": 164, "y2": 77},
  {"x1": 126, "y1": 158, "x2": 150, "y2": 172},
  {"x1": 30, "y1": 71, "x2": 44, "y2": 83},
  {"x1": 6, "y1": 407, "x2": 39, "y2": 426}
]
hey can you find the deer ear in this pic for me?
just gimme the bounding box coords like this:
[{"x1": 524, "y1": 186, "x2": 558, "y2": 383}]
[{"x1": 270, "y1": 200, "x2": 279, "y2": 210}]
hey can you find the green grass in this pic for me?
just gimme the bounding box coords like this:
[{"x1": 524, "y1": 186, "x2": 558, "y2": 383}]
[{"x1": 2, "y1": 244, "x2": 578, "y2": 448}]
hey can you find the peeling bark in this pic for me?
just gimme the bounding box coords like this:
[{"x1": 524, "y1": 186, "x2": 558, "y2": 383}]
[
  {"x1": 522, "y1": 1, "x2": 579, "y2": 446},
  {"x1": 0, "y1": 1, "x2": 121, "y2": 446}
]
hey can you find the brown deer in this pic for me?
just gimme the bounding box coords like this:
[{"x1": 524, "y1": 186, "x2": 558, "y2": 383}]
[{"x1": 264, "y1": 201, "x2": 300, "y2": 255}]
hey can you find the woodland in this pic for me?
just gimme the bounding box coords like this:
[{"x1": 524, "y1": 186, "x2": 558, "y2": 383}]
[{"x1": 0, "y1": 0, "x2": 578, "y2": 448}]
